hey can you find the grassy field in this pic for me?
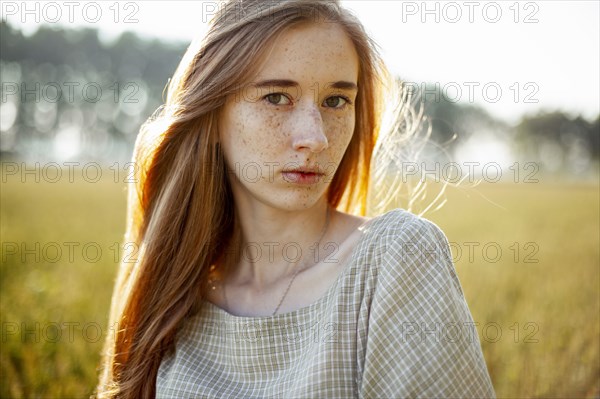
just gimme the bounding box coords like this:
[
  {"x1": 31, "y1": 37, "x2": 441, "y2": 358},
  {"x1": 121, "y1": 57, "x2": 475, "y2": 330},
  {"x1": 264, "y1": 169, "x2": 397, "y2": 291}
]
[{"x1": 1, "y1": 167, "x2": 599, "y2": 398}]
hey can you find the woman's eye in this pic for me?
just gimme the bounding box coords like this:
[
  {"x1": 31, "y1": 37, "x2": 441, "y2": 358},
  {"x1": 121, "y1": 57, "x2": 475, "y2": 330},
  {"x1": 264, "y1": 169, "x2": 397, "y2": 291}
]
[
  {"x1": 265, "y1": 93, "x2": 291, "y2": 106},
  {"x1": 323, "y1": 96, "x2": 349, "y2": 108}
]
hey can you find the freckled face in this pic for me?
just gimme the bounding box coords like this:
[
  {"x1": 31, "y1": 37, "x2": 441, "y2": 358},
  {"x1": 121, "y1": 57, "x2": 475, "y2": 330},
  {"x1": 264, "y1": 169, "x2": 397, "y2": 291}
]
[{"x1": 219, "y1": 23, "x2": 359, "y2": 211}]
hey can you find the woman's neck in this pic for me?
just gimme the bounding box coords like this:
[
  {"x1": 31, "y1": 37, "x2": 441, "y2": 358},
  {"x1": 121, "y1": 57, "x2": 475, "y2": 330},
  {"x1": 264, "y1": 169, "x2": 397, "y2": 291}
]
[{"x1": 225, "y1": 199, "x2": 331, "y2": 288}]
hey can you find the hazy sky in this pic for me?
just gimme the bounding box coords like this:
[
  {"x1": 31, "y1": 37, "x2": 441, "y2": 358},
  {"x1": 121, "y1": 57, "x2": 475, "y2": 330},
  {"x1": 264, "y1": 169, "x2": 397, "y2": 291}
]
[{"x1": 3, "y1": 0, "x2": 599, "y2": 123}]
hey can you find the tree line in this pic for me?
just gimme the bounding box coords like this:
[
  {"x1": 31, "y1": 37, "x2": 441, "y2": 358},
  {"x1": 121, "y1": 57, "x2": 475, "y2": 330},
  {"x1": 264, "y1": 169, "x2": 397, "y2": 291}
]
[{"x1": 1, "y1": 21, "x2": 598, "y2": 175}]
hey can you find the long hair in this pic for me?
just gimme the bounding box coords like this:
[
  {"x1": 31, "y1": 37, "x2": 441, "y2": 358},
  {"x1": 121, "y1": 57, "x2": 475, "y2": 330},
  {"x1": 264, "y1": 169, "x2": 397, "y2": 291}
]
[{"x1": 96, "y1": 1, "x2": 391, "y2": 397}]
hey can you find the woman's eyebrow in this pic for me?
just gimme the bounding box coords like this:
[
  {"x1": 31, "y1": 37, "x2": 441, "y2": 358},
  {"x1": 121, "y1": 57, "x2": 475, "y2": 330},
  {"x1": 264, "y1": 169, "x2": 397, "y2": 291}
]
[
  {"x1": 251, "y1": 79, "x2": 298, "y2": 88},
  {"x1": 328, "y1": 81, "x2": 358, "y2": 91},
  {"x1": 250, "y1": 79, "x2": 358, "y2": 91}
]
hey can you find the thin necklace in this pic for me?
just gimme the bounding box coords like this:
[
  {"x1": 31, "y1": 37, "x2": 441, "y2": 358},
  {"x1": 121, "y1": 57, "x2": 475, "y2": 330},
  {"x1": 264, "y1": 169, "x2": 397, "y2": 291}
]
[
  {"x1": 271, "y1": 206, "x2": 330, "y2": 316},
  {"x1": 209, "y1": 206, "x2": 331, "y2": 316}
]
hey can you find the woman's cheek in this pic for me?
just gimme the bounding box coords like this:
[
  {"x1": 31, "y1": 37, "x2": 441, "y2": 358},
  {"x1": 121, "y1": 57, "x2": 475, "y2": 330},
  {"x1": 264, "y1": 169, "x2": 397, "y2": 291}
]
[{"x1": 327, "y1": 115, "x2": 355, "y2": 152}]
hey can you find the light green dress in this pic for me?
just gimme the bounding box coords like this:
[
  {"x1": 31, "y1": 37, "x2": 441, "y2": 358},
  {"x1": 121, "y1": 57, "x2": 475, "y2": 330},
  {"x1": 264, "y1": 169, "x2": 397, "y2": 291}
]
[{"x1": 157, "y1": 209, "x2": 496, "y2": 398}]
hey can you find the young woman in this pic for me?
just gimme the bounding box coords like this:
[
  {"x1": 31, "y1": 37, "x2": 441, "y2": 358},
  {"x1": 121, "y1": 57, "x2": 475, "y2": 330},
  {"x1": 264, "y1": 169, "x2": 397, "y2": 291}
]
[{"x1": 97, "y1": 1, "x2": 495, "y2": 397}]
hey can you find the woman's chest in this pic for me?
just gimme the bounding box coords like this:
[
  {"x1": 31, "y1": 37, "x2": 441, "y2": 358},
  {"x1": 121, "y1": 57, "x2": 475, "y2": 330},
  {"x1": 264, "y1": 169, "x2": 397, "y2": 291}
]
[{"x1": 156, "y1": 313, "x2": 362, "y2": 398}]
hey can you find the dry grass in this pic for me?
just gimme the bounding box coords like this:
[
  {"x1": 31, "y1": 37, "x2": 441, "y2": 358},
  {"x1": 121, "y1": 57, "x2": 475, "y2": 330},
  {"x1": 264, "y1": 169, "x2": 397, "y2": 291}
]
[{"x1": 1, "y1": 167, "x2": 598, "y2": 398}]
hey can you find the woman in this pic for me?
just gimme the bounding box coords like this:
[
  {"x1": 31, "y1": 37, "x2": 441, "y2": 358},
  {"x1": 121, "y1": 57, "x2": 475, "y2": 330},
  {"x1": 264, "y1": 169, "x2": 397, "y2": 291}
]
[{"x1": 97, "y1": 0, "x2": 495, "y2": 397}]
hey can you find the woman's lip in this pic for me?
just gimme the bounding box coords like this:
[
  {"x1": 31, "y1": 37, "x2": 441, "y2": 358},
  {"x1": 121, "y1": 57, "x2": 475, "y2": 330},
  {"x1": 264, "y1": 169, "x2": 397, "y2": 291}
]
[{"x1": 282, "y1": 171, "x2": 324, "y2": 184}]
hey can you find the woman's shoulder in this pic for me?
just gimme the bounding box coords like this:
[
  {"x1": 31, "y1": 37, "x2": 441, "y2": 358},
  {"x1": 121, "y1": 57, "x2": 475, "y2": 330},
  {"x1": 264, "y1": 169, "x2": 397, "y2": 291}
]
[
  {"x1": 360, "y1": 208, "x2": 449, "y2": 247},
  {"x1": 357, "y1": 208, "x2": 464, "y2": 300}
]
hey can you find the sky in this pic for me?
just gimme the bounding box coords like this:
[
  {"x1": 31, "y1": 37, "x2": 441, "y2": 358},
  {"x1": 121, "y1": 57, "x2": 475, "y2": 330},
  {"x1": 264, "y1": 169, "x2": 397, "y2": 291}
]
[{"x1": 2, "y1": 0, "x2": 599, "y2": 123}]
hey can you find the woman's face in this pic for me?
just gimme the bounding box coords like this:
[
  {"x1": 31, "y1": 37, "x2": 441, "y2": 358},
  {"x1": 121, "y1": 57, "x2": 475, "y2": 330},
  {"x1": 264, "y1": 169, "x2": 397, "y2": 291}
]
[{"x1": 219, "y1": 22, "x2": 360, "y2": 212}]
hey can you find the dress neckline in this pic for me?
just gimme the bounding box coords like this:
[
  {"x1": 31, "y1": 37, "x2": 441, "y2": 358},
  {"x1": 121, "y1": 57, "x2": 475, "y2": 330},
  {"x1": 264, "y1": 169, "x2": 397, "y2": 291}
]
[{"x1": 201, "y1": 209, "x2": 404, "y2": 321}]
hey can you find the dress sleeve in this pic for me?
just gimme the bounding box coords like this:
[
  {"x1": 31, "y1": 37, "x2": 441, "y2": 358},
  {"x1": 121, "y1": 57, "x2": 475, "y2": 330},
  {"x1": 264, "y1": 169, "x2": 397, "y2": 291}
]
[{"x1": 359, "y1": 214, "x2": 496, "y2": 398}]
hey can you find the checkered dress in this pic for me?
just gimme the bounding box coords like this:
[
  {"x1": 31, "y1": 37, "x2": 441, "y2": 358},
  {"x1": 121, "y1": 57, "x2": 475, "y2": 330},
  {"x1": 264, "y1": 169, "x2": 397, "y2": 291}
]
[{"x1": 156, "y1": 209, "x2": 496, "y2": 398}]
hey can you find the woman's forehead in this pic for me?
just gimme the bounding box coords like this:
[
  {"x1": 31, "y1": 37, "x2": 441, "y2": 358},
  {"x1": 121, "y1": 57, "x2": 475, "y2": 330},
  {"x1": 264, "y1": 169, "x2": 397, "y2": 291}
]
[{"x1": 251, "y1": 23, "x2": 359, "y2": 87}]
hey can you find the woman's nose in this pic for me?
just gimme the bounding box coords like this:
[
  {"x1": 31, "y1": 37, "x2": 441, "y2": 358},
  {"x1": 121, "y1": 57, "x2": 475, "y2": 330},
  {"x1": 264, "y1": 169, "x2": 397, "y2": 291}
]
[{"x1": 290, "y1": 103, "x2": 328, "y2": 153}]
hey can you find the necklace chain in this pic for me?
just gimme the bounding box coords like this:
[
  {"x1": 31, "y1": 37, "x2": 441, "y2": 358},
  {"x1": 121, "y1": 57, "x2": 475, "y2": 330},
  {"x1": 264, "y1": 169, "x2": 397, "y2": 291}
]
[
  {"x1": 208, "y1": 206, "x2": 331, "y2": 316},
  {"x1": 271, "y1": 206, "x2": 330, "y2": 316}
]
